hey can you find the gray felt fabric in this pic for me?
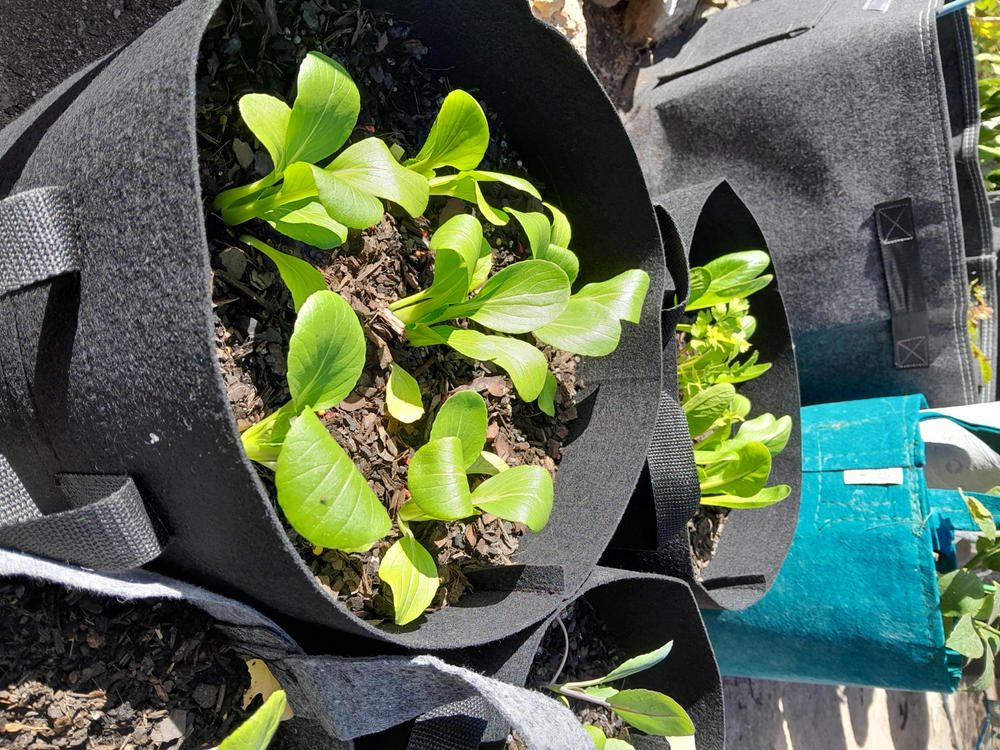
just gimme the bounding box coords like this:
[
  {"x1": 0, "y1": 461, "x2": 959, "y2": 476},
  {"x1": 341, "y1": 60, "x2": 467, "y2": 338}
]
[
  {"x1": 0, "y1": 548, "x2": 592, "y2": 749},
  {"x1": 607, "y1": 181, "x2": 802, "y2": 610},
  {"x1": 626, "y1": 0, "x2": 994, "y2": 408},
  {"x1": 0, "y1": 0, "x2": 667, "y2": 652}
]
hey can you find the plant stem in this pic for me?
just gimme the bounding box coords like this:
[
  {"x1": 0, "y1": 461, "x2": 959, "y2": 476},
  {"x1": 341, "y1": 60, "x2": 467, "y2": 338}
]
[{"x1": 546, "y1": 684, "x2": 613, "y2": 709}]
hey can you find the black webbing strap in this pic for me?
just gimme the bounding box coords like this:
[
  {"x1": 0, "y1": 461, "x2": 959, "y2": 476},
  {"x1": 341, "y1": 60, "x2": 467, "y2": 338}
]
[
  {"x1": 407, "y1": 697, "x2": 489, "y2": 750},
  {"x1": 874, "y1": 198, "x2": 930, "y2": 369},
  {"x1": 0, "y1": 187, "x2": 162, "y2": 571},
  {"x1": 648, "y1": 206, "x2": 701, "y2": 547}
]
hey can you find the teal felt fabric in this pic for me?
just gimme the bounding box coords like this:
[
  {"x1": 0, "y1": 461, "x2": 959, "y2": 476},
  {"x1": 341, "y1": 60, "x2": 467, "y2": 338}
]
[{"x1": 702, "y1": 394, "x2": 964, "y2": 692}]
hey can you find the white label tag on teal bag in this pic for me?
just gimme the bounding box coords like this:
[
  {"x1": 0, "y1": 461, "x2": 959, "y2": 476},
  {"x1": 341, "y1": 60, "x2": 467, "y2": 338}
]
[{"x1": 843, "y1": 467, "x2": 904, "y2": 485}]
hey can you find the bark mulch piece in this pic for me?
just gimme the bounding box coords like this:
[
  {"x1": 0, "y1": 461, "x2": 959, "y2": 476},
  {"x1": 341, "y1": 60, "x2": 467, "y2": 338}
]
[
  {"x1": 0, "y1": 580, "x2": 254, "y2": 749},
  {"x1": 200, "y1": 0, "x2": 581, "y2": 621}
]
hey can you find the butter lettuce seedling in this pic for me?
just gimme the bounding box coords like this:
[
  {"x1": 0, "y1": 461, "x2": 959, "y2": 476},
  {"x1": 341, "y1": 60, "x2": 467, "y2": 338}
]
[
  {"x1": 378, "y1": 391, "x2": 554, "y2": 625},
  {"x1": 215, "y1": 51, "x2": 428, "y2": 248},
  {"x1": 241, "y1": 290, "x2": 391, "y2": 552},
  {"x1": 389, "y1": 209, "x2": 649, "y2": 410},
  {"x1": 678, "y1": 252, "x2": 791, "y2": 509},
  {"x1": 405, "y1": 90, "x2": 542, "y2": 225},
  {"x1": 547, "y1": 638, "x2": 695, "y2": 749}
]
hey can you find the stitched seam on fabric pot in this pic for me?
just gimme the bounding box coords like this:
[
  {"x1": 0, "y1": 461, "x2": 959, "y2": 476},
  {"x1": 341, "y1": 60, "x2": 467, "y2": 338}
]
[{"x1": 920, "y1": 0, "x2": 974, "y2": 403}]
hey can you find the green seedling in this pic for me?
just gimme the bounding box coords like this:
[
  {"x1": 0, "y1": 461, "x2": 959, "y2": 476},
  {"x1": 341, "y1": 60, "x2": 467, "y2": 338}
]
[
  {"x1": 216, "y1": 690, "x2": 286, "y2": 750},
  {"x1": 241, "y1": 289, "x2": 391, "y2": 552},
  {"x1": 547, "y1": 633, "x2": 695, "y2": 749},
  {"x1": 939, "y1": 490, "x2": 1000, "y2": 690},
  {"x1": 379, "y1": 390, "x2": 554, "y2": 625},
  {"x1": 214, "y1": 51, "x2": 428, "y2": 247},
  {"x1": 389, "y1": 209, "x2": 649, "y2": 411},
  {"x1": 678, "y1": 251, "x2": 792, "y2": 509},
  {"x1": 969, "y1": 280, "x2": 994, "y2": 385}
]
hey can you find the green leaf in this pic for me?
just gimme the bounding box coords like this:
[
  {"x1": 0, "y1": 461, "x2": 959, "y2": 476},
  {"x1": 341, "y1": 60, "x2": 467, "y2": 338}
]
[
  {"x1": 461, "y1": 170, "x2": 542, "y2": 200},
  {"x1": 407, "y1": 90, "x2": 489, "y2": 176},
  {"x1": 397, "y1": 500, "x2": 437, "y2": 523},
  {"x1": 241, "y1": 235, "x2": 326, "y2": 312},
  {"x1": 544, "y1": 202, "x2": 572, "y2": 248},
  {"x1": 415, "y1": 325, "x2": 549, "y2": 401},
  {"x1": 975, "y1": 590, "x2": 1000, "y2": 625},
  {"x1": 386, "y1": 364, "x2": 424, "y2": 423},
  {"x1": 600, "y1": 642, "x2": 673, "y2": 683},
  {"x1": 573, "y1": 270, "x2": 651, "y2": 324},
  {"x1": 315, "y1": 138, "x2": 430, "y2": 226},
  {"x1": 276, "y1": 409, "x2": 391, "y2": 550},
  {"x1": 703, "y1": 483, "x2": 790, "y2": 509},
  {"x1": 507, "y1": 209, "x2": 551, "y2": 257},
  {"x1": 429, "y1": 213, "x2": 485, "y2": 289},
  {"x1": 686, "y1": 249, "x2": 773, "y2": 310},
  {"x1": 538, "y1": 370, "x2": 558, "y2": 417},
  {"x1": 238, "y1": 93, "x2": 291, "y2": 174},
  {"x1": 963, "y1": 490, "x2": 997, "y2": 541},
  {"x1": 608, "y1": 689, "x2": 695, "y2": 737},
  {"x1": 262, "y1": 200, "x2": 349, "y2": 249},
  {"x1": 287, "y1": 291, "x2": 366, "y2": 412},
  {"x1": 470, "y1": 238, "x2": 493, "y2": 291},
  {"x1": 970, "y1": 637, "x2": 997, "y2": 691},
  {"x1": 439, "y1": 260, "x2": 570, "y2": 333},
  {"x1": 378, "y1": 536, "x2": 439, "y2": 626},
  {"x1": 471, "y1": 464, "x2": 553, "y2": 531},
  {"x1": 604, "y1": 740, "x2": 636, "y2": 750},
  {"x1": 534, "y1": 298, "x2": 622, "y2": 356},
  {"x1": 938, "y1": 569, "x2": 988, "y2": 617},
  {"x1": 284, "y1": 51, "x2": 360, "y2": 168},
  {"x1": 687, "y1": 267, "x2": 711, "y2": 307},
  {"x1": 466, "y1": 451, "x2": 509, "y2": 476},
  {"x1": 219, "y1": 690, "x2": 286, "y2": 750},
  {"x1": 699, "y1": 442, "x2": 771, "y2": 497},
  {"x1": 683, "y1": 383, "x2": 737, "y2": 436},
  {"x1": 536, "y1": 245, "x2": 580, "y2": 286},
  {"x1": 391, "y1": 249, "x2": 469, "y2": 325},
  {"x1": 408, "y1": 436, "x2": 475, "y2": 520},
  {"x1": 241, "y1": 402, "x2": 296, "y2": 470},
  {"x1": 728, "y1": 413, "x2": 793, "y2": 455},
  {"x1": 583, "y1": 725, "x2": 606, "y2": 750},
  {"x1": 945, "y1": 613, "x2": 985, "y2": 658},
  {"x1": 430, "y1": 390, "x2": 489, "y2": 469}
]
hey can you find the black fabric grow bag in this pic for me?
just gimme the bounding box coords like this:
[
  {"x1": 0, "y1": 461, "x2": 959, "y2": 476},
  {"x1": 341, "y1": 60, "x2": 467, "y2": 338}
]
[
  {"x1": 625, "y1": 0, "x2": 996, "y2": 409},
  {"x1": 0, "y1": 0, "x2": 666, "y2": 651},
  {"x1": 605, "y1": 180, "x2": 802, "y2": 610}
]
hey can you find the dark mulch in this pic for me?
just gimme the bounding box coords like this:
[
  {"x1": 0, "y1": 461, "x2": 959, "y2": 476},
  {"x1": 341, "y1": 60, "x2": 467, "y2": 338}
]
[
  {"x1": 199, "y1": 0, "x2": 581, "y2": 621},
  {"x1": 0, "y1": 580, "x2": 254, "y2": 749}
]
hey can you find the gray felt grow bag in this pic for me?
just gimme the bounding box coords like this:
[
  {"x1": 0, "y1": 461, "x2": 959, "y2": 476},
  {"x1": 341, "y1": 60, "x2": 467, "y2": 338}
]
[
  {"x1": 626, "y1": 0, "x2": 996, "y2": 409},
  {"x1": 0, "y1": 0, "x2": 665, "y2": 651},
  {"x1": 605, "y1": 180, "x2": 802, "y2": 610}
]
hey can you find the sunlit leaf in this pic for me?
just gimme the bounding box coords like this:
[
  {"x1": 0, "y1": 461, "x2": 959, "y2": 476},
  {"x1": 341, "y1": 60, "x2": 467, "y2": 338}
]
[
  {"x1": 704, "y1": 483, "x2": 789, "y2": 509},
  {"x1": 407, "y1": 90, "x2": 489, "y2": 176},
  {"x1": 408, "y1": 436, "x2": 475, "y2": 520},
  {"x1": 608, "y1": 689, "x2": 695, "y2": 737},
  {"x1": 466, "y1": 451, "x2": 509, "y2": 476},
  {"x1": 573, "y1": 269, "x2": 650, "y2": 324},
  {"x1": 939, "y1": 569, "x2": 988, "y2": 617},
  {"x1": 471, "y1": 464, "x2": 553, "y2": 531},
  {"x1": 238, "y1": 93, "x2": 290, "y2": 174},
  {"x1": 287, "y1": 291, "x2": 366, "y2": 412},
  {"x1": 262, "y1": 199, "x2": 348, "y2": 249},
  {"x1": 378, "y1": 536, "x2": 439, "y2": 626},
  {"x1": 241, "y1": 402, "x2": 296, "y2": 470},
  {"x1": 599, "y1": 642, "x2": 673, "y2": 683},
  {"x1": 534, "y1": 298, "x2": 621, "y2": 356},
  {"x1": 698, "y1": 441, "x2": 771, "y2": 497},
  {"x1": 430, "y1": 390, "x2": 488, "y2": 469},
  {"x1": 276, "y1": 409, "x2": 390, "y2": 551},
  {"x1": 386, "y1": 364, "x2": 424, "y2": 423},
  {"x1": 284, "y1": 51, "x2": 360, "y2": 168},
  {"x1": 544, "y1": 202, "x2": 572, "y2": 248},
  {"x1": 221, "y1": 690, "x2": 287, "y2": 750},
  {"x1": 538, "y1": 370, "x2": 558, "y2": 417},
  {"x1": 683, "y1": 383, "x2": 737, "y2": 437},
  {"x1": 945, "y1": 613, "x2": 985, "y2": 658}
]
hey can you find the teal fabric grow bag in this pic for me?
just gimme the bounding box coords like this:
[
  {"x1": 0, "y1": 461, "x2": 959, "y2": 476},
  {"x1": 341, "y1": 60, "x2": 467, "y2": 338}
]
[{"x1": 701, "y1": 394, "x2": 987, "y2": 692}]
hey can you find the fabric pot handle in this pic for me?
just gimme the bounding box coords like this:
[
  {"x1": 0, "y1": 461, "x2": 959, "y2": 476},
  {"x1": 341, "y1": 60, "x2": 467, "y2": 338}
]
[{"x1": 0, "y1": 187, "x2": 162, "y2": 570}]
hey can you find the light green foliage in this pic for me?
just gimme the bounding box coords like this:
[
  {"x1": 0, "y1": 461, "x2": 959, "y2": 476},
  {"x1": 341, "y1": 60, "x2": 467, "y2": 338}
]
[
  {"x1": 382, "y1": 391, "x2": 554, "y2": 625},
  {"x1": 378, "y1": 534, "x2": 439, "y2": 626},
  {"x1": 241, "y1": 290, "x2": 389, "y2": 551},
  {"x1": 939, "y1": 490, "x2": 1000, "y2": 690},
  {"x1": 214, "y1": 51, "x2": 428, "y2": 247},
  {"x1": 240, "y1": 235, "x2": 325, "y2": 312},
  {"x1": 549, "y1": 640, "x2": 694, "y2": 748},
  {"x1": 974, "y1": 2, "x2": 1000, "y2": 188},
  {"x1": 217, "y1": 690, "x2": 286, "y2": 750},
  {"x1": 969, "y1": 280, "x2": 994, "y2": 385},
  {"x1": 392, "y1": 208, "x2": 649, "y2": 410},
  {"x1": 386, "y1": 363, "x2": 425, "y2": 423},
  {"x1": 678, "y1": 252, "x2": 792, "y2": 509}
]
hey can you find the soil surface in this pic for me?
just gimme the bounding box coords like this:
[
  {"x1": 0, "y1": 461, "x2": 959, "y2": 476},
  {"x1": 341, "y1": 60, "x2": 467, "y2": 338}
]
[{"x1": 199, "y1": 0, "x2": 581, "y2": 621}]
